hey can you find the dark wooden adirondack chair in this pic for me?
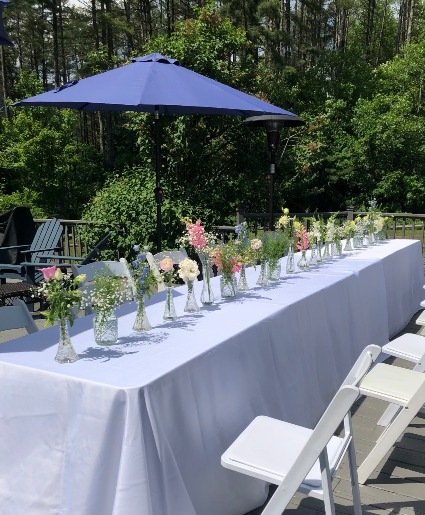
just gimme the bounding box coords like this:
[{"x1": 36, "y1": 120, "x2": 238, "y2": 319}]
[{"x1": 0, "y1": 218, "x2": 63, "y2": 284}]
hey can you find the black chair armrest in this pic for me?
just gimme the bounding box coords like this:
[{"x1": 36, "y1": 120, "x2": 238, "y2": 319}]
[
  {"x1": 0, "y1": 244, "x2": 30, "y2": 251},
  {"x1": 20, "y1": 246, "x2": 63, "y2": 255},
  {"x1": 36, "y1": 254, "x2": 85, "y2": 262}
]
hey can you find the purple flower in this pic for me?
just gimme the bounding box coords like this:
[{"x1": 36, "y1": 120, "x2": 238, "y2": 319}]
[
  {"x1": 132, "y1": 260, "x2": 139, "y2": 268},
  {"x1": 133, "y1": 245, "x2": 140, "y2": 252},
  {"x1": 137, "y1": 253, "x2": 147, "y2": 261}
]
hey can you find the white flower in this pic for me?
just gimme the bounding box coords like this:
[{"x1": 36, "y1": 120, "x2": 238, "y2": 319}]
[{"x1": 178, "y1": 258, "x2": 200, "y2": 282}]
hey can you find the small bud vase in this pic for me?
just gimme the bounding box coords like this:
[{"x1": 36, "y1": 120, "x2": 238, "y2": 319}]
[
  {"x1": 163, "y1": 286, "x2": 177, "y2": 320},
  {"x1": 184, "y1": 280, "x2": 200, "y2": 313},
  {"x1": 256, "y1": 261, "x2": 269, "y2": 286},
  {"x1": 221, "y1": 273, "x2": 237, "y2": 298},
  {"x1": 322, "y1": 242, "x2": 331, "y2": 261},
  {"x1": 237, "y1": 264, "x2": 250, "y2": 291},
  {"x1": 286, "y1": 247, "x2": 295, "y2": 274},
  {"x1": 268, "y1": 259, "x2": 281, "y2": 281},
  {"x1": 198, "y1": 253, "x2": 214, "y2": 306},
  {"x1": 55, "y1": 317, "x2": 79, "y2": 364},
  {"x1": 297, "y1": 250, "x2": 309, "y2": 270},
  {"x1": 344, "y1": 237, "x2": 353, "y2": 252},
  {"x1": 133, "y1": 294, "x2": 152, "y2": 332},
  {"x1": 331, "y1": 242, "x2": 338, "y2": 259},
  {"x1": 316, "y1": 239, "x2": 323, "y2": 263},
  {"x1": 308, "y1": 245, "x2": 318, "y2": 267},
  {"x1": 353, "y1": 234, "x2": 363, "y2": 248},
  {"x1": 94, "y1": 311, "x2": 118, "y2": 345}
]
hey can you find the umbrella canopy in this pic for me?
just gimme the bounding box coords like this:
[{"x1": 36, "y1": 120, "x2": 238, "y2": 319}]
[
  {"x1": 14, "y1": 53, "x2": 303, "y2": 250},
  {"x1": 0, "y1": 0, "x2": 13, "y2": 47}
]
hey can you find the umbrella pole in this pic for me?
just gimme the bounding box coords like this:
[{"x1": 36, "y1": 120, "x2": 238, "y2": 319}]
[{"x1": 154, "y1": 106, "x2": 162, "y2": 252}]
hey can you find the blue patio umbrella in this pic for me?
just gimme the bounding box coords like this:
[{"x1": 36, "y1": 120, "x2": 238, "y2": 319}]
[
  {"x1": 0, "y1": 0, "x2": 13, "y2": 47},
  {"x1": 14, "y1": 53, "x2": 303, "y2": 250}
]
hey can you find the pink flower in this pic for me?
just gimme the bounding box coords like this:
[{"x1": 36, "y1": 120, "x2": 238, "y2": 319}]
[
  {"x1": 232, "y1": 264, "x2": 242, "y2": 273},
  {"x1": 187, "y1": 219, "x2": 207, "y2": 250},
  {"x1": 38, "y1": 265, "x2": 57, "y2": 281},
  {"x1": 160, "y1": 257, "x2": 174, "y2": 272}
]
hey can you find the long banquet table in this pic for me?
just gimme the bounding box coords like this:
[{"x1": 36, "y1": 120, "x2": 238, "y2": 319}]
[{"x1": 0, "y1": 239, "x2": 423, "y2": 515}]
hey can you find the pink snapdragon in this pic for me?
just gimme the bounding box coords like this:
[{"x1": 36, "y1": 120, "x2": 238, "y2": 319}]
[
  {"x1": 186, "y1": 219, "x2": 207, "y2": 250},
  {"x1": 38, "y1": 265, "x2": 57, "y2": 281},
  {"x1": 296, "y1": 229, "x2": 309, "y2": 251}
]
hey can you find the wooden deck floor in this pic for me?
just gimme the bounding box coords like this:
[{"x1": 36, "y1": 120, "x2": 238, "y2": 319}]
[{"x1": 245, "y1": 311, "x2": 425, "y2": 515}]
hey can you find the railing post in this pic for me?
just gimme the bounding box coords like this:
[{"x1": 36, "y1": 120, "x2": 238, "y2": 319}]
[
  {"x1": 236, "y1": 204, "x2": 245, "y2": 225},
  {"x1": 346, "y1": 205, "x2": 355, "y2": 221}
]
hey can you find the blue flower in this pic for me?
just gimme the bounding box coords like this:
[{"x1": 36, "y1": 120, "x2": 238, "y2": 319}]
[
  {"x1": 138, "y1": 276, "x2": 145, "y2": 284},
  {"x1": 137, "y1": 253, "x2": 147, "y2": 261},
  {"x1": 132, "y1": 260, "x2": 139, "y2": 268},
  {"x1": 142, "y1": 266, "x2": 150, "y2": 276},
  {"x1": 133, "y1": 245, "x2": 140, "y2": 252},
  {"x1": 143, "y1": 245, "x2": 149, "y2": 251}
]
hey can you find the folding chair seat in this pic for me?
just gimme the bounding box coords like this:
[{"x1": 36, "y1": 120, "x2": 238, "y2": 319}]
[
  {"x1": 357, "y1": 363, "x2": 425, "y2": 484},
  {"x1": 377, "y1": 332, "x2": 425, "y2": 426},
  {"x1": 222, "y1": 345, "x2": 382, "y2": 515},
  {"x1": 0, "y1": 299, "x2": 38, "y2": 334}
]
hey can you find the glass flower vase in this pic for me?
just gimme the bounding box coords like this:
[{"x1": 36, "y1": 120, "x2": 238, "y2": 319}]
[
  {"x1": 199, "y1": 253, "x2": 214, "y2": 306},
  {"x1": 353, "y1": 234, "x2": 363, "y2": 248},
  {"x1": 237, "y1": 264, "x2": 250, "y2": 291},
  {"x1": 163, "y1": 286, "x2": 177, "y2": 320},
  {"x1": 94, "y1": 311, "x2": 118, "y2": 345},
  {"x1": 55, "y1": 317, "x2": 79, "y2": 364},
  {"x1": 308, "y1": 245, "x2": 318, "y2": 267},
  {"x1": 330, "y1": 242, "x2": 338, "y2": 259},
  {"x1": 322, "y1": 242, "x2": 331, "y2": 261},
  {"x1": 268, "y1": 259, "x2": 281, "y2": 281},
  {"x1": 286, "y1": 247, "x2": 295, "y2": 274},
  {"x1": 133, "y1": 294, "x2": 152, "y2": 332},
  {"x1": 256, "y1": 261, "x2": 269, "y2": 286},
  {"x1": 316, "y1": 239, "x2": 323, "y2": 264},
  {"x1": 344, "y1": 237, "x2": 353, "y2": 252},
  {"x1": 297, "y1": 250, "x2": 309, "y2": 270},
  {"x1": 221, "y1": 273, "x2": 237, "y2": 298},
  {"x1": 184, "y1": 280, "x2": 200, "y2": 313}
]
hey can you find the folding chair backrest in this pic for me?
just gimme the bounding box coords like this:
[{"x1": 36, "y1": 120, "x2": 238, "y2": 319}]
[
  {"x1": 0, "y1": 299, "x2": 38, "y2": 334},
  {"x1": 342, "y1": 344, "x2": 382, "y2": 387},
  {"x1": 262, "y1": 385, "x2": 360, "y2": 515},
  {"x1": 152, "y1": 248, "x2": 188, "y2": 264},
  {"x1": 30, "y1": 218, "x2": 63, "y2": 263}
]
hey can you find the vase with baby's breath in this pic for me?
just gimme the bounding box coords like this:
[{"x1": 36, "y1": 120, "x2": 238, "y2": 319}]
[{"x1": 84, "y1": 271, "x2": 127, "y2": 345}]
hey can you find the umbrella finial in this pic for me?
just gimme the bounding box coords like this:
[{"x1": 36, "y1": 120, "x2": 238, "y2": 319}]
[{"x1": 132, "y1": 54, "x2": 180, "y2": 66}]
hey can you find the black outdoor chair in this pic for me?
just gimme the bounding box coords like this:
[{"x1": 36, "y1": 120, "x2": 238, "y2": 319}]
[{"x1": 0, "y1": 206, "x2": 36, "y2": 265}]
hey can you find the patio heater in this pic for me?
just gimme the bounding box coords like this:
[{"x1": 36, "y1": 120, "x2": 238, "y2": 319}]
[{"x1": 244, "y1": 114, "x2": 304, "y2": 231}]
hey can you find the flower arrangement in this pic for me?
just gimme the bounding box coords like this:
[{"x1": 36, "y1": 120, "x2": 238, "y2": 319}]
[
  {"x1": 179, "y1": 218, "x2": 217, "y2": 255},
  {"x1": 35, "y1": 266, "x2": 86, "y2": 327},
  {"x1": 128, "y1": 245, "x2": 157, "y2": 298},
  {"x1": 261, "y1": 232, "x2": 289, "y2": 262},
  {"x1": 83, "y1": 271, "x2": 127, "y2": 325},
  {"x1": 159, "y1": 256, "x2": 177, "y2": 287},
  {"x1": 234, "y1": 222, "x2": 258, "y2": 267},
  {"x1": 211, "y1": 241, "x2": 243, "y2": 275},
  {"x1": 293, "y1": 220, "x2": 309, "y2": 251},
  {"x1": 178, "y1": 258, "x2": 200, "y2": 283}
]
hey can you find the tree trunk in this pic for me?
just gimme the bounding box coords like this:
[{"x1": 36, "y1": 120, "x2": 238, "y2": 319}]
[{"x1": 0, "y1": 46, "x2": 9, "y2": 120}]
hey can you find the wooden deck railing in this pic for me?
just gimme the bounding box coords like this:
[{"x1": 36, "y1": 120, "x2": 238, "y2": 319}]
[{"x1": 36, "y1": 209, "x2": 425, "y2": 259}]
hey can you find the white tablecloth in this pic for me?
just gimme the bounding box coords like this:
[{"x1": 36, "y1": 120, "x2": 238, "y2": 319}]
[{"x1": 0, "y1": 239, "x2": 422, "y2": 515}]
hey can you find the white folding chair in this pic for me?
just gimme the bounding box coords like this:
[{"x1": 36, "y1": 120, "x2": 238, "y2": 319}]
[
  {"x1": 377, "y1": 332, "x2": 425, "y2": 426},
  {"x1": 357, "y1": 362, "x2": 425, "y2": 484},
  {"x1": 0, "y1": 299, "x2": 38, "y2": 334},
  {"x1": 222, "y1": 344, "x2": 381, "y2": 515}
]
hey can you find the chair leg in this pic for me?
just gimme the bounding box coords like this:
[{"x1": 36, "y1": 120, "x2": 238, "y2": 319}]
[
  {"x1": 319, "y1": 450, "x2": 336, "y2": 515},
  {"x1": 358, "y1": 405, "x2": 418, "y2": 484},
  {"x1": 347, "y1": 440, "x2": 363, "y2": 515}
]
